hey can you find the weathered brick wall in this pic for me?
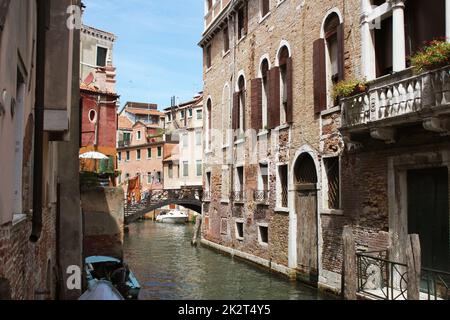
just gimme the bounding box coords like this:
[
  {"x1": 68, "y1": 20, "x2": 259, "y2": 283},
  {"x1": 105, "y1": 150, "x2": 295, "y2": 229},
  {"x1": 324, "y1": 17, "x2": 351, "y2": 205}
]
[
  {"x1": 0, "y1": 207, "x2": 57, "y2": 300},
  {"x1": 203, "y1": 0, "x2": 362, "y2": 273}
]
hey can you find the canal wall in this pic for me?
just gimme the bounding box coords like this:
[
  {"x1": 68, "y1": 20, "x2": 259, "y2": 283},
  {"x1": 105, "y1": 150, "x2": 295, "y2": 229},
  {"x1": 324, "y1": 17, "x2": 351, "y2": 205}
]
[
  {"x1": 201, "y1": 238, "x2": 297, "y2": 279},
  {"x1": 81, "y1": 187, "x2": 125, "y2": 260}
]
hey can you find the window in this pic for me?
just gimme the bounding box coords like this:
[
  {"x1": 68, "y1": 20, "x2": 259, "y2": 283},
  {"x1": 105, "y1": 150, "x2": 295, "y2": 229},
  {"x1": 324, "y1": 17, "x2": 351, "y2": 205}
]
[
  {"x1": 205, "y1": 45, "x2": 212, "y2": 69},
  {"x1": 197, "y1": 109, "x2": 203, "y2": 120},
  {"x1": 233, "y1": 76, "x2": 246, "y2": 136},
  {"x1": 123, "y1": 132, "x2": 131, "y2": 143},
  {"x1": 155, "y1": 172, "x2": 162, "y2": 184},
  {"x1": 147, "y1": 148, "x2": 152, "y2": 159},
  {"x1": 260, "y1": 0, "x2": 270, "y2": 18},
  {"x1": 183, "y1": 161, "x2": 189, "y2": 177},
  {"x1": 88, "y1": 109, "x2": 97, "y2": 123},
  {"x1": 324, "y1": 157, "x2": 340, "y2": 210},
  {"x1": 167, "y1": 113, "x2": 172, "y2": 122},
  {"x1": 157, "y1": 146, "x2": 162, "y2": 158},
  {"x1": 137, "y1": 130, "x2": 142, "y2": 140},
  {"x1": 206, "y1": 171, "x2": 212, "y2": 192},
  {"x1": 258, "y1": 225, "x2": 269, "y2": 245},
  {"x1": 147, "y1": 172, "x2": 152, "y2": 184},
  {"x1": 259, "y1": 163, "x2": 269, "y2": 191},
  {"x1": 126, "y1": 151, "x2": 130, "y2": 161},
  {"x1": 180, "y1": 110, "x2": 185, "y2": 119},
  {"x1": 279, "y1": 46, "x2": 289, "y2": 124},
  {"x1": 188, "y1": 109, "x2": 193, "y2": 118},
  {"x1": 223, "y1": 26, "x2": 230, "y2": 53},
  {"x1": 182, "y1": 134, "x2": 189, "y2": 148},
  {"x1": 196, "y1": 160, "x2": 203, "y2": 176},
  {"x1": 278, "y1": 165, "x2": 288, "y2": 208},
  {"x1": 168, "y1": 164, "x2": 173, "y2": 179},
  {"x1": 206, "y1": 99, "x2": 212, "y2": 149},
  {"x1": 237, "y1": 5, "x2": 248, "y2": 40},
  {"x1": 196, "y1": 131, "x2": 202, "y2": 146},
  {"x1": 136, "y1": 149, "x2": 141, "y2": 160},
  {"x1": 236, "y1": 222, "x2": 244, "y2": 240},
  {"x1": 236, "y1": 166, "x2": 244, "y2": 192},
  {"x1": 118, "y1": 152, "x2": 122, "y2": 162},
  {"x1": 323, "y1": 13, "x2": 342, "y2": 107},
  {"x1": 261, "y1": 59, "x2": 269, "y2": 129},
  {"x1": 96, "y1": 46, "x2": 108, "y2": 67}
]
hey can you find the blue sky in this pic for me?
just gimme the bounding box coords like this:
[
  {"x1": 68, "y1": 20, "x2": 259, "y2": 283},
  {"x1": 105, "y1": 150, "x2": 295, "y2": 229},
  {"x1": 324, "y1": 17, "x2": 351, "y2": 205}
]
[{"x1": 82, "y1": 0, "x2": 204, "y2": 110}]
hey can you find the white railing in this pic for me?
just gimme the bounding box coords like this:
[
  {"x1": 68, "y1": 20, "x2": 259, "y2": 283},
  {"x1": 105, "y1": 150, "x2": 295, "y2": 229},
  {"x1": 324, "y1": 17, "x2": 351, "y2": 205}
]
[{"x1": 342, "y1": 66, "x2": 450, "y2": 128}]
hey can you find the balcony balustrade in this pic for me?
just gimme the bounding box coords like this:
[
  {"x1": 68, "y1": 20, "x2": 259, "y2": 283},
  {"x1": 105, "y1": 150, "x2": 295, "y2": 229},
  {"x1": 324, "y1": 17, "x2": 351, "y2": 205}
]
[{"x1": 341, "y1": 66, "x2": 450, "y2": 139}]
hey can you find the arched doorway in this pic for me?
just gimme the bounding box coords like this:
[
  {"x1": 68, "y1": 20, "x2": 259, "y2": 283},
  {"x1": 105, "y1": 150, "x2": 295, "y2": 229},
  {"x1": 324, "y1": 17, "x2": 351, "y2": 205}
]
[{"x1": 294, "y1": 153, "x2": 319, "y2": 283}]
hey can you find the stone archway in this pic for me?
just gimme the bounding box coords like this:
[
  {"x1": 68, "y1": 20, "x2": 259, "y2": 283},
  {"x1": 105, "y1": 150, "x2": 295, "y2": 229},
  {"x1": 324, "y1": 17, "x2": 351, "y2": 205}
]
[
  {"x1": 0, "y1": 277, "x2": 12, "y2": 300},
  {"x1": 293, "y1": 153, "x2": 319, "y2": 283}
]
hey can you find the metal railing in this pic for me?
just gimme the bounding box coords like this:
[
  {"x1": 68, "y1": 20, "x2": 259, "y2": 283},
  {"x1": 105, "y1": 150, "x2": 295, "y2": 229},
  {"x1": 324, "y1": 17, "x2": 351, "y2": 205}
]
[
  {"x1": 357, "y1": 250, "x2": 450, "y2": 300},
  {"x1": 254, "y1": 190, "x2": 269, "y2": 204},
  {"x1": 118, "y1": 140, "x2": 131, "y2": 148},
  {"x1": 231, "y1": 191, "x2": 245, "y2": 203}
]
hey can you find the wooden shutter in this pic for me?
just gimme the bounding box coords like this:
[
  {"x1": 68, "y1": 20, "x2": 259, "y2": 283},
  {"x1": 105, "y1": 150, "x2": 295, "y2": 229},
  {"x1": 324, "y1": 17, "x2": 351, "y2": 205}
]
[
  {"x1": 232, "y1": 92, "x2": 240, "y2": 131},
  {"x1": 313, "y1": 38, "x2": 327, "y2": 114},
  {"x1": 268, "y1": 67, "x2": 280, "y2": 129},
  {"x1": 337, "y1": 23, "x2": 345, "y2": 81},
  {"x1": 251, "y1": 78, "x2": 263, "y2": 131},
  {"x1": 0, "y1": 0, "x2": 11, "y2": 31},
  {"x1": 286, "y1": 57, "x2": 293, "y2": 123}
]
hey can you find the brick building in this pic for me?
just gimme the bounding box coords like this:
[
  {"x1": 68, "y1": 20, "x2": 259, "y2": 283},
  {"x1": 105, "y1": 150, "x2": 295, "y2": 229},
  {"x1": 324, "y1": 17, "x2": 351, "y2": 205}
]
[
  {"x1": 117, "y1": 102, "x2": 166, "y2": 193},
  {"x1": 80, "y1": 25, "x2": 119, "y2": 174},
  {"x1": 200, "y1": 0, "x2": 450, "y2": 295},
  {"x1": 0, "y1": 0, "x2": 83, "y2": 299}
]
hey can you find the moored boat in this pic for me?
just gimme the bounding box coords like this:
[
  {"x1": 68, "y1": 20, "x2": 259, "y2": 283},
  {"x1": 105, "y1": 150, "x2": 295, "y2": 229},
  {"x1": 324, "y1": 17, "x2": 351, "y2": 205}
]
[
  {"x1": 84, "y1": 256, "x2": 141, "y2": 300},
  {"x1": 156, "y1": 209, "x2": 189, "y2": 224}
]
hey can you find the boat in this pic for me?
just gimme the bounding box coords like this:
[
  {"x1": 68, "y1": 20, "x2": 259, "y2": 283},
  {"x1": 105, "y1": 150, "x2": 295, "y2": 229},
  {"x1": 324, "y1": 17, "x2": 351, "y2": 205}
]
[
  {"x1": 84, "y1": 256, "x2": 141, "y2": 300},
  {"x1": 79, "y1": 280, "x2": 124, "y2": 300},
  {"x1": 156, "y1": 209, "x2": 189, "y2": 224}
]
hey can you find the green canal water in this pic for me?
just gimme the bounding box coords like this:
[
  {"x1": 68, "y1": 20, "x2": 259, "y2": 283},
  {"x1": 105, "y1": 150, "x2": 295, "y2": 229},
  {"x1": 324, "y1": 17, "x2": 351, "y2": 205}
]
[{"x1": 124, "y1": 221, "x2": 333, "y2": 300}]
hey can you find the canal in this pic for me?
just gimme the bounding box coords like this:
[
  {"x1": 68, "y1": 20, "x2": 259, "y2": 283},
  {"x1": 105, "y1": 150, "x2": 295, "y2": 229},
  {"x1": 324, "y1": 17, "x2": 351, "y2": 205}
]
[{"x1": 124, "y1": 221, "x2": 333, "y2": 300}]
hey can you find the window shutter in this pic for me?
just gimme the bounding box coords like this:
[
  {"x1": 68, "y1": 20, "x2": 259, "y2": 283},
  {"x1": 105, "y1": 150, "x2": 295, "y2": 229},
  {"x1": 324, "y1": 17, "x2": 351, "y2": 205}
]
[
  {"x1": 337, "y1": 23, "x2": 345, "y2": 81},
  {"x1": 251, "y1": 78, "x2": 263, "y2": 131},
  {"x1": 313, "y1": 38, "x2": 327, "y2": 114},
  {"x1": 232, "y1": 92, "x2": 240, "y2": 131},
  {"x1": 286, "y1": 57, "x2": 293, "y2": 123},
  {"x1": 0, "y1": 0, "x2": 11, "y2": 31},
  {"x1": 268, "y1": 67, "x2": 280, "y2": 129}
]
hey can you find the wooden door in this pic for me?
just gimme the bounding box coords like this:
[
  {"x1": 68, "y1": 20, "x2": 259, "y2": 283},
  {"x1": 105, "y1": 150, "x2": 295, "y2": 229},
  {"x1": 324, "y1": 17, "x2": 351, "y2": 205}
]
[
  {"x1": 407, "y1": 167, "x2": 449, "y2": 271},
  {"x1": 296, "y1": 184, "x2": 318, "y2": 279}
]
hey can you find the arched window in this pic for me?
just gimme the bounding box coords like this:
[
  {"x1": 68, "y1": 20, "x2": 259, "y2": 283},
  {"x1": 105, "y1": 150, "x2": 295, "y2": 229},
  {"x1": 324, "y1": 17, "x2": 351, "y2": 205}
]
[
  {"x1": 278, "y1": 46, "x2": 290, "y2": 124},
  {"x1": 206, "y1": 98, "x2": 212, "y2": 149},
  {"x1": 261, "y1": 59, "x2": 270, "y2": 130},
  {"x1": 233, "y1": 75, "x2": 246, "y2": 138},
  {"x1": 313, "y1": 11, "x2": 344, "y2": 113},
  {"x1": 324, "y1": 13, "x2": 342, "y2": 107}
]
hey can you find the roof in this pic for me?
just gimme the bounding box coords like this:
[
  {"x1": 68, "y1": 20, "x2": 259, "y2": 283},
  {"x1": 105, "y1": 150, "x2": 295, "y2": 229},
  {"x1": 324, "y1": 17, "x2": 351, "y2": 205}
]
[
  {"x1": 124, "y1": 102, "x2": 158, "y2": 110},
  {"x1": 163, "y1": 94, "x2": 204, "y2": 112},
  {"x1": 80, "y1": 82, "x2": 119, "y2": 97},
  {"x1": 125, "y1": 108, "x2": 165, "y2": 117},
  {"x1": 118, "y1": 115, "x2": 134, "y2": 130}
]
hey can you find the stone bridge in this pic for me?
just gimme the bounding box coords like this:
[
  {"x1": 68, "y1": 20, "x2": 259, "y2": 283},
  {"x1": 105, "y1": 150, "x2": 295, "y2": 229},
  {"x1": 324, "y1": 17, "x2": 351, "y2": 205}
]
[{"x1": 124, "y1": 188, "x2": 203, "y2": 224}]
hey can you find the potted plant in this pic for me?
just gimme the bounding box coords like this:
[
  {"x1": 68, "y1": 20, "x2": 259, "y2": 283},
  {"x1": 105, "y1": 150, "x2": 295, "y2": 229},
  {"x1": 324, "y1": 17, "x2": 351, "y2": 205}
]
[
  {"x1": 332, "y1": 79, "x2": 367, "y2": 102},
  {"x1": 411, "y1": 39, "x2": 450, "y2": 74}
]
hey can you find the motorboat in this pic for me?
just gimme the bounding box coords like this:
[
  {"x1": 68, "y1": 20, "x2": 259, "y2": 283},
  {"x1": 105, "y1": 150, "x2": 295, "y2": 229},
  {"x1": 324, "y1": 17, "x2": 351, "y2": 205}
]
[
  {"x1": 156, "y1": 210, "x2": 189, "y2": 224},
  {"x1": 84, "y1": 256, "x2": 141, "y2": 300}
]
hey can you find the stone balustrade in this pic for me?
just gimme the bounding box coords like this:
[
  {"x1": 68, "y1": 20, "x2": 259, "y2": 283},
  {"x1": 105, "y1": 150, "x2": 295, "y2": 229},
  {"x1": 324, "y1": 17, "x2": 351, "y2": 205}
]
[{"x1": 342, "y1": 66, "x2": 450, "y2": 129}]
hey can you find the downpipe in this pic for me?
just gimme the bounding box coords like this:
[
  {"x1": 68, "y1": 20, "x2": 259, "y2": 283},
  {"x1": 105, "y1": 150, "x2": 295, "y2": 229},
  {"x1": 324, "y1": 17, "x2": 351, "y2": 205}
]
[{"x1": 30, "y1": 0, "x2": 49, "y2": 243}]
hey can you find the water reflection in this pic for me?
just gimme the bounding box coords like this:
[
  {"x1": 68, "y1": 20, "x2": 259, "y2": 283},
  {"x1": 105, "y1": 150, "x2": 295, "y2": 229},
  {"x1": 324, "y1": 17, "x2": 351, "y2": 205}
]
[{"x1": 124, "y1": 221, "x2": 332, "y2": 300}]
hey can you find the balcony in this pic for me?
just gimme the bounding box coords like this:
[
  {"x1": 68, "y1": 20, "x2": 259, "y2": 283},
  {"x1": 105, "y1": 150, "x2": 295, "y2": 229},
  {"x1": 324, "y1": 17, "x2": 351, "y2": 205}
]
[
  {"x1": 118, "y1": 140, "x2": 131, "y2": 148},
  {"x1": 231, "y1": 191, "x2": 245, "y2": 204},
  {"x1": 202, "y1": 191, "x2": 211, "y2": 202},
  {"x1": 254, "y1": 190, "x2": 269, "y2": 205},
  {"x1": 341, "y1": 66, "x2": 450, "y2": 142}
]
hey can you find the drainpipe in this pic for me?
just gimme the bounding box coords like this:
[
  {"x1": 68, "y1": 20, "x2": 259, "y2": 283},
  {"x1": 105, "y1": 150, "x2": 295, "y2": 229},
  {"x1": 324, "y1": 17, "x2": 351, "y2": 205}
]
[{"x1": 30, "y1": 0, "x2": 49, "y2": 243}]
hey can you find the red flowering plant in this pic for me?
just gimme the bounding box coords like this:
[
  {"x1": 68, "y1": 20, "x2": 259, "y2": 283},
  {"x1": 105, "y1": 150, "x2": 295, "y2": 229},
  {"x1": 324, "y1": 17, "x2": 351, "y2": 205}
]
[{"x1": 411, "y1": 39, "x2": 450, "y2": 74}]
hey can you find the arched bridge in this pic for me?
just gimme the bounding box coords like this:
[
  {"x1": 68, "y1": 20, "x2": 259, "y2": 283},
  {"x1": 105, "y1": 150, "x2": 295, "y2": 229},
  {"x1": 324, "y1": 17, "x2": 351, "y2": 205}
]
[{"x1": 124, "y1": 188, "x2": 203, "y2": 224}]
